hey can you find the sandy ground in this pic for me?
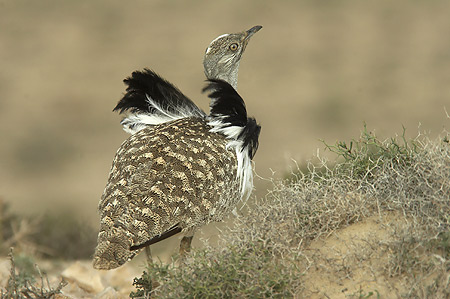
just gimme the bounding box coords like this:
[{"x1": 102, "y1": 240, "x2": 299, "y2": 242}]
[
  {"x1": 1, "y1": 0, "x2": 450, "y2": 273},
  {"x1": 302, "y1": 213, "x2": 406, "y2": 298},
  {"x1": 0, "y1": 212, "x2": 415, "y2": 298}
]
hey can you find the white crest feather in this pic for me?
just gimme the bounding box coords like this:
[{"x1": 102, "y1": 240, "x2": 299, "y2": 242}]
[
  {"x1": 120, "y1": 94, "x2": 205, "y2": 134},
  {"x1": 206, "y1": 33, "x2": 229, "y2": 54}
]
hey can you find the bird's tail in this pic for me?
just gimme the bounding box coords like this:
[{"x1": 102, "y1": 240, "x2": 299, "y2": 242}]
[
  {"x1": 93, "y1": 227, "x2": 138, "y2": 270},
  {"x1": 114, "y1": 69, "x2": 206, "y2": 134}
]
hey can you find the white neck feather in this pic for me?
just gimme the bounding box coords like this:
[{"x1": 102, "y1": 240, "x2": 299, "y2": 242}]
[{"x1": 207, "y1": 119, "x2": 254, "y2": 203}]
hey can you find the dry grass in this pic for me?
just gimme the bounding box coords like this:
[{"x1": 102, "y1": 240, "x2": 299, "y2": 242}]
[
  {"x1": 131, "y1": 124, "x2": 450, "y2": 298},
  {"x1": 1, "y1": 249, "x2": 66, "y2": 299}
]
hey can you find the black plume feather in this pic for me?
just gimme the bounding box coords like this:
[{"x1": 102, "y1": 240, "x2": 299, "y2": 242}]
[
  {"x1": 203, "y1": 79, "x2": 248, "y2": 127},
  {"x1": 239, "y1": 118, "x2": 261, "y2": 159},
  {"x1": 114, "y1": 69, "x2": 205, "y2": 118},
  {"x1": 203, "y1": 79, "x2": 261, "y2": 160}
]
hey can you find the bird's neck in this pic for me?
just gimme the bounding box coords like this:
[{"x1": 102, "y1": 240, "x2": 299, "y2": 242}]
[
  {"x1": 217, "y1": 70, "x2": 238, "y2": 90},
  {"x1": 204, "y1": 62, "x2": 240, "y2": 90}
]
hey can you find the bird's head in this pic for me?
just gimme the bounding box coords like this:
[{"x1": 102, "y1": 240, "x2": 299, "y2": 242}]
[{"x1": 203, "y1": 25, "x2": 262, "y2": 90}]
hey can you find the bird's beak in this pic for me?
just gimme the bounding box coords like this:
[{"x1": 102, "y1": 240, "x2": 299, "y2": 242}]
[{"x1": 245, "y1": 25, "x2": 263, "y2": 40}]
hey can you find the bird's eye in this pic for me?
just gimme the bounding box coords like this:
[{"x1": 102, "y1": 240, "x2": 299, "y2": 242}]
[{"x1": 229, "y1": 43, "x2": 239, "y2": 51}]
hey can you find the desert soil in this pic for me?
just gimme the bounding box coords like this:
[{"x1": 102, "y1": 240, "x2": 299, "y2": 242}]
[{"x1": 0, "y1": 212, "x2": 412, "y2": 298}]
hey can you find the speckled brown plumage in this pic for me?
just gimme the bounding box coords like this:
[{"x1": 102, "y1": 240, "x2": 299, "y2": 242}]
[{"x1": 93, "y1": 117, "x2": 240, "y2": 269}]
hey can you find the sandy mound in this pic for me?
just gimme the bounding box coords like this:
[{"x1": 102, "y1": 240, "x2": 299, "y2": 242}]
[{"x1": 302, "y1": 213, "x2": 408, "y2": 298}]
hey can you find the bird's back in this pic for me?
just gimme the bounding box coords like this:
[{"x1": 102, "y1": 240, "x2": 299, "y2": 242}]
[{"x1": 94, "y1": 117, "x2": 240, "y2": 269}]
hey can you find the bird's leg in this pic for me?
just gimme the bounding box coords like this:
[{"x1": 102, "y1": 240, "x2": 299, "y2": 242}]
[
  {"x1": 145, "y1": 246, "x2": 153, "y2": 267},
  {"x1": 145, "y1": 246, "x2": 160, "y2": 291},
  {"x1": 179, "y1": 230, "x2": 195, "y2": 258},
  {"x1": 179, "y1": 236, "x2": 193, "y2": 256}
]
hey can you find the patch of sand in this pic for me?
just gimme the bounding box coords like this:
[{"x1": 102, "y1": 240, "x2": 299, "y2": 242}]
[{"x1": 301, "y1": 212, "x2": 408, "y2": 298}]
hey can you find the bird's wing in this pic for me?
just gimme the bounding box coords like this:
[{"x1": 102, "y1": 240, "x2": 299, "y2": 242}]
[
  {"x1": 114, "y1": 69, "x2": 207, "y2": 133},
  {"x1": 97, "y1": 117, "x2": 239, "y2": 251}
]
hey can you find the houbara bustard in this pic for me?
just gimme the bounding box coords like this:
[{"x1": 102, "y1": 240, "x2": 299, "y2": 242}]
[{"x1": 93, "y1": 26, "x2": 262, "y2": 270}]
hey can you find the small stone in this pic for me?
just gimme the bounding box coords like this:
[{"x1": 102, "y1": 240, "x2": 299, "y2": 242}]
[
  {"x1": 61, "y1": 261, "x2": 104, "y2": 293},
  {"x1": 0, "y1": 259, "x2": 11, "y2": 288},
  {"x1": 94, "y1": 286, "x2": 124, "y2": 299}
]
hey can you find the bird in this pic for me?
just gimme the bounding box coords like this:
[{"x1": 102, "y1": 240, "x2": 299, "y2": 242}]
[
  {"x1": 93, "y1": 26, "x2": 262, "y2": 270},
  {"x1": 116, "y1": 25, "x2": 262, "y2": 135}
]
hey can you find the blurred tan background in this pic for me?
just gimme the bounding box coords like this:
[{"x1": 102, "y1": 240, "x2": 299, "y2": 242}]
[{"x1": 1, "y1": 0, "x2": 449, "y2": 224}]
